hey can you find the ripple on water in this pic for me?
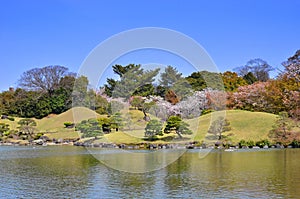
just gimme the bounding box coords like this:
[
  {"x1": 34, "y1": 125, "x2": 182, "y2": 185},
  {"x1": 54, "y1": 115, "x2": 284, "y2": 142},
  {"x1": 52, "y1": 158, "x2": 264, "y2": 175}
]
[{"x1": 0, "y1": 146, "x2": 299, "y2": 198}]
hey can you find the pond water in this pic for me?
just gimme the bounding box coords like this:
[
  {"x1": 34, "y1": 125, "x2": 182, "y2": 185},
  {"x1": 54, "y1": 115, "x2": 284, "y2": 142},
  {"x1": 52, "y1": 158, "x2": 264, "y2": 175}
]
[{"x1": 0, "y1": 146, "x2": 299, "y2": 198}]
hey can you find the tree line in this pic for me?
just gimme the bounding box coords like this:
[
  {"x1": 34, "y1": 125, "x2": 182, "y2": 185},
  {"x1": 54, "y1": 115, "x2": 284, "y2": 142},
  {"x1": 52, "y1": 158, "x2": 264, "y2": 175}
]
[
  {"x1": 0, "y1": 50, "x2": 299, "y2": 119},
  {"x1": 0, "y1": 50, "x2": 299, "y2": 145}
]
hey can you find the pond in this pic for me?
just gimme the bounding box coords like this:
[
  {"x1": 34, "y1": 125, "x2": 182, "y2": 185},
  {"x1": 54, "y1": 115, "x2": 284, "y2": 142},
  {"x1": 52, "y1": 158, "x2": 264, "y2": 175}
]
[{"x1": 0, "y1": 146, "x2": 299, "y2": 198}]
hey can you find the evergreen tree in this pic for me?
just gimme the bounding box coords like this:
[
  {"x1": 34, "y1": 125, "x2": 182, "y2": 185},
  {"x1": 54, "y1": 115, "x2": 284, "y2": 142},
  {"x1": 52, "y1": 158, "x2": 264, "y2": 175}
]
[
  {"x1": 164, "y1": 116, "x2": 192, "y2": 138},
  {"x1": 159, "y1": 66, "x2": 182, "y2": 89},
  {"x1": 144, "y1": 119, "x2": 163, "y2": 139},
  {"x1": 208, "y1": 116, "x2": 231, "y2": 140}
]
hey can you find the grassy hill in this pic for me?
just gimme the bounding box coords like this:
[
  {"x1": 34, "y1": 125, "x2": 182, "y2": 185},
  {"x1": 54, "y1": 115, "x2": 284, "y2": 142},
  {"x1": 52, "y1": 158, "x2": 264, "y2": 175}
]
[
  {"x1": 187, "y1": 110, "x2": 278, "y2": 144},
  {"x1": 37, "y1": 107, "x2": 106, "y2": 140},
  {"x1": 99, "y1": 110, "x2": 278, "y2": 144},
  {"x1": 1, "y1": 108, "x2": 280, "y2": 144}
]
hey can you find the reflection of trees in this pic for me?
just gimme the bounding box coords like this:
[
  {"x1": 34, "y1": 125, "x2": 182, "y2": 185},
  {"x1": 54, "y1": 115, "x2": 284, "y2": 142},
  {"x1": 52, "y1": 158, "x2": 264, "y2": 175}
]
[
  {"x1": 164, "y1": 150, "x2": 300, "y2": 198},
  {"x1": 4, "y1": 147, "x2": 98, "y2": 198},
  {"x1": 105, "y1": 170, "x2": 157, "y2": 198},
  {"x1": 164, "y1": 153, "x2": 190, "y2": 192},
  {"x1": 275, "y1": 149, "x2": 300, "y2": 198},
  {"x1": 2, "y1": 148, "x2": 300, "y2": 198}
]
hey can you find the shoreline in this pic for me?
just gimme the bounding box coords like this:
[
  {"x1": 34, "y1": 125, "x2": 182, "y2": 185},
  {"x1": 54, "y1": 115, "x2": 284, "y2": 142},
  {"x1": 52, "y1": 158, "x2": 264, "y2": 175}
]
[{"x1": 0, "y1": 140, "x2": 298, "y2": 150}]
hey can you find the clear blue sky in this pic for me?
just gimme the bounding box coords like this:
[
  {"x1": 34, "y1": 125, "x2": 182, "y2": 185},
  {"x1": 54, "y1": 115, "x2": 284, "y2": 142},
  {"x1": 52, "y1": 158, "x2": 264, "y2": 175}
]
[{"x1": 1, "y1": 0, "x2": 300, "y2": 91}]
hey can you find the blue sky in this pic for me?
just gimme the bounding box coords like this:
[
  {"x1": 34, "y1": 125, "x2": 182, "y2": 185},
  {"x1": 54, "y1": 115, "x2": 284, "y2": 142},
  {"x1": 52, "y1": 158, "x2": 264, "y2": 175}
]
[{"x1": 1, "y1": 0, "x2": 300, "y2": 91}]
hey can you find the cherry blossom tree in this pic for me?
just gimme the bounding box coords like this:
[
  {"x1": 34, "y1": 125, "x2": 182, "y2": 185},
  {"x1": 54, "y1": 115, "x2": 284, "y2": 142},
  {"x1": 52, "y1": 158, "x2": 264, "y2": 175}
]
[{"x1": 281, "y1": 50, "x2": 300, "y2": 88}]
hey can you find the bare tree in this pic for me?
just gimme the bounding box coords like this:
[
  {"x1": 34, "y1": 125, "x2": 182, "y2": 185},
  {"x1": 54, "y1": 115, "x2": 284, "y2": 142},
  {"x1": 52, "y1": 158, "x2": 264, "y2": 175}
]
[
  {"x1": 19, "y1": 65, "x2": 69, "y2": 94},
  {"x1": 235, "y1": 59, "x2": 273, "y2": 82}
]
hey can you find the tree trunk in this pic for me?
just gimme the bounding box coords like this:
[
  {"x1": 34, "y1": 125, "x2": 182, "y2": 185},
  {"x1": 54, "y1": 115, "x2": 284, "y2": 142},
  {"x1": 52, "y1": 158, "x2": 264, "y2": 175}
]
[
  {"x1": 218, "y1": 132, "x2": 222, "y2": 140},
  {"x1": 176, "y1": 131, "x2": 183, "y2": 139},
  {"x1": 143, "y1": 109, "x2": 150, "y2": 121}
]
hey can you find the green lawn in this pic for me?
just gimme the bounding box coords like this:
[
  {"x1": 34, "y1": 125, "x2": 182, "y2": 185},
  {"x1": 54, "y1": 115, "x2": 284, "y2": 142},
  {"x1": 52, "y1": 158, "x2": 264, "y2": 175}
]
[
  {"x1": 37, "y1": 107, "x2": 106, "y2": 139},
  {"x1": 2, "y1": 107, "x2": 282, "y2": 144},
  {"x1": 186, "y1": 110, "x2": 277, "y2": 144}
]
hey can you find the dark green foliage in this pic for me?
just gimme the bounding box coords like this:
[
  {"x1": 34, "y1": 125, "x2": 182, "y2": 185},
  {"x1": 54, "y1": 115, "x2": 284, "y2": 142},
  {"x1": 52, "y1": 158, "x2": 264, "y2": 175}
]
[
  {"x1": 291, "y1": 140, "x2": 300, "y2": 148},
  {"x1": 64, "y1": 122, "x2": 74, "y2": 128},
  {"x1": 0, "y1": 123, "x2": 10, "y2": 136},
  {"x1": 164, "y1": 116, "x2": 192, "y2": 138},
  {"x1": 75, "y1": 118, "x2": 103, "y2": 138},
  {"x1": 238, "y1": 139, "x2": 247, "y2": 148},
  {"x1": 112, "y1": 64, "x2": 137, "y2": 77},
  {"x1": 208, "y1": 116, "x2": 231, "y2": 140},
  {"x1": 105, "y1": 64, "x2": 159, "y2": 99},
  {"x1": 35, "y1": 95, "x2": 52, "y2": 119},
  {"x1": 145, "y1": 119, "x2": 163, "y2": 138},
  {"x1": 243, "y1": 72, "x2": 258, "y2": 84},
  {"x1": 186, "y1": 71, "x2": 207, "y2": 91},
  {"x1": 172, "y1": 79, "x2": 193, "y2": 100},
  {"x1": 107, "y1": 101, "x2": 124, "y2": 115},
  {"x1": 239, "y1": 139, "x2": 256, "y2": 148},
  {"x1": 109, "y1": 112, "x2": 123, "y2": 131},
  {"x1": 104, "y1": 78, "x2": 116, "y2": 97},
  {"x1": 98, "y1": 117, "x2": 111, "y2": 133},
  {"x1": 255, "y1": 139, "x2": 271, "y2": 148},
  {"x1": 50, "y1": 87, "x2": 72, "y2": 114},
  {"x1": 133, "y1": 84, "x2": 155, "y2": 97},
  {"x1": 159, "y1": 66, "x2": 182, "y2": 89},
  {"x1": 72, "y1": 76, "x2": 89, "y2": 107},
  {"x1": 0, "y1": 72, "x2": 83, "y2": 119},
  {"x1": 155, "y1": 85, "x2": 166, "y2": 98},
  {"x1": 247, "y1": 140, "x2": 255, "y2": 148},
  {"x1": 186, "y1": 71, "x2": 224, "y2": 91},
  {"x1": 113, "y1": 65, "x2": 159, "y2": 99}
]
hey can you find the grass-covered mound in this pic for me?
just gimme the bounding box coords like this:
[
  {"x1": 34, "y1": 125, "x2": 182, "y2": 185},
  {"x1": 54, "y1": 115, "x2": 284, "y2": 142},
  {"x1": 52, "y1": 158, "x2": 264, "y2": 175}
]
[
  {"x1": 1, "y1": 108, "x2": 279, "y2": 144},
  {"x1": 187, "y1": 110, "x2": 277, "y2": 144},
  {"x1": 38, "y1": 107, "x2": 107, "y2": 140}
]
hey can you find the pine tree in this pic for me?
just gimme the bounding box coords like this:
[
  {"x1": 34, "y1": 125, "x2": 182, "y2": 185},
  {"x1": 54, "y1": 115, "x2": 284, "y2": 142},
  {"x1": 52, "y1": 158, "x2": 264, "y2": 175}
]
[{"x1": 208, "y1": 116, "x2": 231, "y2": 140}]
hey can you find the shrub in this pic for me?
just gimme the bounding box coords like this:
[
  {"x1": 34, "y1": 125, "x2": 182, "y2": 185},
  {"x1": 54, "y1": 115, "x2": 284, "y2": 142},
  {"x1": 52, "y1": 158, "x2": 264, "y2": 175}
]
[
  {"x1": 201, "y1": 109, "x2": 214, "y2": 115},
  {"x1": 7, "y1": 116, "x2": 15, "y2": 121},
  {"x1": 291, "y1": 140, "x2": 300, "y2": 148},
  {"x1": 247, "y1": 140, "x2": 255, "y2": 148},
  {"x1": 34, "y1": 132, "x2": 44, "y2": 140},
  {"x1": 64, "y1": 122, "x2": 74, "y2": 128},
  {"x1": 3, "y1": 131, "x2": 10, "y2": 136},
  {"x1": 255, "y1": 139, "x2": 271, "y2": 148},
  {"x1": 239, "y1": 139, "x2": 250, "y2": 148},
  {"x1": 75, "y1": 118, "x2": 103, "y2": 138}
]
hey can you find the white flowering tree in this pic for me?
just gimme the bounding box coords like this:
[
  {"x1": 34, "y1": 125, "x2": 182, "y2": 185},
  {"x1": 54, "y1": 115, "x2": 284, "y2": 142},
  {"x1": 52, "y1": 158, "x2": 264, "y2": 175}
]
[
  {"x1": 147, "y1": 89, "x2": 212, "y2": 120},
  {"x1": 282, "y1": 50, "x2": 300, "y2": 84}
]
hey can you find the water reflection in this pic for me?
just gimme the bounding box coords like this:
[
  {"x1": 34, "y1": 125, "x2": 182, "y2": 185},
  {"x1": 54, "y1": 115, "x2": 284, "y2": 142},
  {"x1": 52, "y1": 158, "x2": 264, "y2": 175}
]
[{"x1": 0, "y1": 146, "x2": 299, "y2": 198}]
